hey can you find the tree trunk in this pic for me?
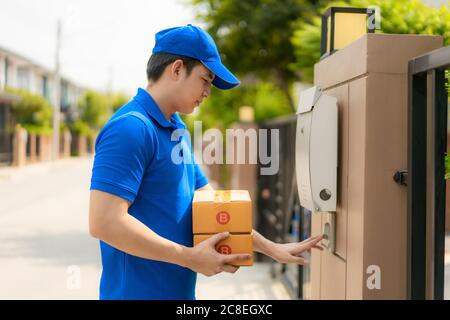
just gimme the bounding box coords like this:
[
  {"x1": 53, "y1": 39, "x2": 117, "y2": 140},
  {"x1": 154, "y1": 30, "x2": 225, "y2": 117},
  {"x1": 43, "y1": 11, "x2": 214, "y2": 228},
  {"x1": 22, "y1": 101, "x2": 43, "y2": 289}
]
[
  {"x1": 274, "y1": 68, "x2": 296, "y2": 113},
  {"x1": 282, "y1": 84, "x2": 296, "y2": 113}
]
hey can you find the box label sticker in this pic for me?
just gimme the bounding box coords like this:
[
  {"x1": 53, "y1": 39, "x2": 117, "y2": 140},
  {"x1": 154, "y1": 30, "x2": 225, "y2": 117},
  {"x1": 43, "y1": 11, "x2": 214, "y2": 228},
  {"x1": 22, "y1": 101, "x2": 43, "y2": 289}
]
[
  {"x1": 217, "y1": 244, "x2": 232, "y2": 255},
  {"x1": 216, "y1": 211, "x2": 231, "y2": 224}
]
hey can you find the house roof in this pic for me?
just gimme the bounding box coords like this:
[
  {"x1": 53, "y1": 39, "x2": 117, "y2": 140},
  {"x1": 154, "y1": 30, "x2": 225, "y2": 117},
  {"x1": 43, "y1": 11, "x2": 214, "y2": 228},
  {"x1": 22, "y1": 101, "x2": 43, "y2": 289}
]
[{"x1": 0, "y1": 45, "x2": 88, "y2": 91}]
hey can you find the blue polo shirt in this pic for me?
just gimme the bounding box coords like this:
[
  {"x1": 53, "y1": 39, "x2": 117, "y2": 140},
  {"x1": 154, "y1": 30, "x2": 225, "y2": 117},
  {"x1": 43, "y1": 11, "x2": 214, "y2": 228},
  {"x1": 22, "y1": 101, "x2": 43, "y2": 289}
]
[{"x1": 90, "y1": 88, "x2": 208, "y2": 300}]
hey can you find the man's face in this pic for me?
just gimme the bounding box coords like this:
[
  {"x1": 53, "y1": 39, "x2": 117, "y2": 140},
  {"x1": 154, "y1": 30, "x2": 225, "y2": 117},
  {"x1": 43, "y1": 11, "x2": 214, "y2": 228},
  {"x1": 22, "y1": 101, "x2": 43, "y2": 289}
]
[{"x1": 173, "y1": 63, "x2": 215, "y2": 114}]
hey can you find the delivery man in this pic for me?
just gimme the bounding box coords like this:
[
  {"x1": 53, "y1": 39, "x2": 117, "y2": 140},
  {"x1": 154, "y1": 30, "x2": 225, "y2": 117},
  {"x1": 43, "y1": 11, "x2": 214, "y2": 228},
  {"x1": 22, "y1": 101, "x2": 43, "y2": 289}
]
[{"x1": 89, "y1": 24, "x2": 323, "y2": 300}]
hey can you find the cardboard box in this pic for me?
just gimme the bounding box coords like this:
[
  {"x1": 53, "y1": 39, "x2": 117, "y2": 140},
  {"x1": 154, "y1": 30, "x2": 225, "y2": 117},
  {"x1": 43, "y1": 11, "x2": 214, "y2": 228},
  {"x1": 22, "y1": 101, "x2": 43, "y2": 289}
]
[
  {"x1": 192, "y1": 190, "x2": 253, "y2": 267},
  {"x1": 194, "y1": 234, "x2": 253, "y2": 266},
  {"x1": 192, "y1": 190, "x2": 252, "y2": 234}
]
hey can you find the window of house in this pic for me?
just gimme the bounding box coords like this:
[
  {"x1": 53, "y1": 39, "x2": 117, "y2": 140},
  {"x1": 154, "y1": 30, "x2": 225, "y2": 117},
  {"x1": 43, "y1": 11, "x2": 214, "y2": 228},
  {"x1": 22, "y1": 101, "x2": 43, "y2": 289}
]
[{"x1": 17, "y1": 66, "x2": 30, "y2": 90}]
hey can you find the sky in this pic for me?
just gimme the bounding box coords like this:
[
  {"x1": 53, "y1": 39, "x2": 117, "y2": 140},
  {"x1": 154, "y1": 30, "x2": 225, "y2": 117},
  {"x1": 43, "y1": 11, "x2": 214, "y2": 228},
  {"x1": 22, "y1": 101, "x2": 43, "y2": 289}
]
[{"x1": 0, "y1": 0, "x2": 201, "y2": 95}]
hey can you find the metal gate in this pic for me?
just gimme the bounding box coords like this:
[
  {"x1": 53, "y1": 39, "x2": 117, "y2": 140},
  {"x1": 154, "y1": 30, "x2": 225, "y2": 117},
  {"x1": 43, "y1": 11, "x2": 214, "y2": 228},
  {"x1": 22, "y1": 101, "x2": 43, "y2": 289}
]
[
  {"x1": 408, "y1": 45, "x2": 450, "y2": 300},
  {"x1": 257, "y1": 115, "x2": 312, "y2": 299},
  {"x1": 0, "y1": 104, "x2": 13, "y2": 165}
]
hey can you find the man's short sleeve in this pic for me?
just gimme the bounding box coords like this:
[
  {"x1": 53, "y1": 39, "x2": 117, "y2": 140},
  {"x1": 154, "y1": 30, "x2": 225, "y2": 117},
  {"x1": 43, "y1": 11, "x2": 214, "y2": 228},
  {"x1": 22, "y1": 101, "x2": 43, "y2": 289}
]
[
  {"x1": 194, "y1": 161, "x2": 208, "y2": 190},
  {"x1": 90, "y1": 115, "x2": 154, "y2": 203}
]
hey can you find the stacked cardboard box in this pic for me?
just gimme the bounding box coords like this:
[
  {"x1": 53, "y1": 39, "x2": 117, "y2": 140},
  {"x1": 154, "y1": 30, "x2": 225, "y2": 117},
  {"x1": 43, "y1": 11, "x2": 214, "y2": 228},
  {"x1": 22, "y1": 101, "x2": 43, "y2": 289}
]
[{"x1": 192, "y1": 190, "x2": 253, "y2": 266}]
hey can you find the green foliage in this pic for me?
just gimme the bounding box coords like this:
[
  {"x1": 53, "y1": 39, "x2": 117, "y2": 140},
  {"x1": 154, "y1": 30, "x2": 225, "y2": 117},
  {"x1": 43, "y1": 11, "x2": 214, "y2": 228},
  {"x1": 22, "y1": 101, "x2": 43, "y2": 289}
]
[
  {"x1": 292, "y1": 0, "x2": 450, "y2": 83},
  {"x1": 111, "y1": 93, "x2": 131, "y2": 112},
  {"x1": 290, "y1": 16, "x2": 323, "y2": 83},
  {"x1": 70, "y1": 91, "x2": 130, "y2": 138},
  {"x1": 188, "y1": 4, "x2": 449, "y2": 136},
  {"x1": 5, "y1": 87, "x2": 53, "y2": 135},
  {"x1": 60, "y1": 121, "x2": 68, "y2": 133},
  {"x1": 372, "y1": 0, "x2": 450, "y2": 39},
  {"x1": 22, "y1": 124, "x2": 53, "y2": 136},
  {"x1": 77, "y1": 90, "x2": 110, "y2": 131},
  {"x1": 446, "y1": 154, "x2": 450, "y2": 180},
  {"x1": 253, "y1": 82, "x2": 293, "y2": 121},
  {"x1": 70, "y1": 119, "x2": 94, "y2": 138},
  {"x1": 190, "y1": 0, "x2": 324, "y2": 110},
  {"x1": 182, "y1": 81, "x2": 292, "y2": 133},
  {"x1": 190, "y1": 0, "x2": 449, "y2": 122},
  {"x1": 69, "y1": 90, "x2": 130, "y2": 138}
]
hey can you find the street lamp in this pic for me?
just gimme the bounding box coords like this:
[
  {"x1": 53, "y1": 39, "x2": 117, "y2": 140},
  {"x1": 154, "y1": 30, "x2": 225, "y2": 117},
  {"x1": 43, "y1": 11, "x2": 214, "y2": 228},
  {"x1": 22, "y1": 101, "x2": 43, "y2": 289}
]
[{"x1": 320, "y1": 7, "x2": 376, "y2": 59}]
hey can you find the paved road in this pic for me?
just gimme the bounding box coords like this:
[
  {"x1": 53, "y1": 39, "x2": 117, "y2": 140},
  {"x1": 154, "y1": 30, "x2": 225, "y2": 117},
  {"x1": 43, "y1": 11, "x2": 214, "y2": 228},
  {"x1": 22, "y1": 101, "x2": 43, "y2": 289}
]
[{"x1": 0, "y1": 157, "x2": 101, "y2": 299}]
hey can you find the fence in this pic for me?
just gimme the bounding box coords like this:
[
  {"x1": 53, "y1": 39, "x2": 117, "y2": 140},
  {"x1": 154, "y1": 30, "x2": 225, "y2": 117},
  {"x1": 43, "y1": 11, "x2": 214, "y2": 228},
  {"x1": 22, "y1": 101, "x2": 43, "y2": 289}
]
[
  {"x1": 0, "y1": 131, "x2": 13, "y2": 165},
  {"x1": 257, "y1": 114, "x2": 312, "y2": 299},
  {"x1": 407, "y1": 45, "x2": 450, "y2": 300}
]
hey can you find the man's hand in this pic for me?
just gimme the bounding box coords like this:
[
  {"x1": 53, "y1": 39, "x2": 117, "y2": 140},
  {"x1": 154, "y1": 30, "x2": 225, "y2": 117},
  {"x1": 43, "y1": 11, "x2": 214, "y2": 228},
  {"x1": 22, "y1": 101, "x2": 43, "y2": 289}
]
[
  {"x1": 253, "y1": 230, "x2": 324, "y2": 265},
  {"x1": 197, "y1": 185, "x2": 325, "y2": 267},
  {"x1": 185, "y1": 232, "x2": 251, "y2": 277},
  {"x1": 267, "y1": 235, "x2": 324, "y2": 265}
]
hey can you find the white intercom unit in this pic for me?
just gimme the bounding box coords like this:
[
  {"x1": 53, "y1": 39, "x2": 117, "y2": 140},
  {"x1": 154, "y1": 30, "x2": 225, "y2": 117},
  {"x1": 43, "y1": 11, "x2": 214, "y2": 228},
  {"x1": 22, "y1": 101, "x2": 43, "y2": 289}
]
[{"x1": 295, "y1": 86, "x2": 338, "y2": 251}]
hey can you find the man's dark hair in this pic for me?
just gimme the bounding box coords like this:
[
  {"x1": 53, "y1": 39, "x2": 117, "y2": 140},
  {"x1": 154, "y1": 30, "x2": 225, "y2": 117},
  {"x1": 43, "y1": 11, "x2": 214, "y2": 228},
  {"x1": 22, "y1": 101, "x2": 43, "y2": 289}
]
[{"x1": 146, "y1": 52, "x2": 201, "y2": 82}]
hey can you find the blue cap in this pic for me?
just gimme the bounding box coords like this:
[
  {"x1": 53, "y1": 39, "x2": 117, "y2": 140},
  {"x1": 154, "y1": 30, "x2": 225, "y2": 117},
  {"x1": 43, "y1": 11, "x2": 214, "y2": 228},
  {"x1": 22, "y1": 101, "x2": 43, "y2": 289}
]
[{"x1": 152, "y1": 24, "x2": 240, "y2": 90}]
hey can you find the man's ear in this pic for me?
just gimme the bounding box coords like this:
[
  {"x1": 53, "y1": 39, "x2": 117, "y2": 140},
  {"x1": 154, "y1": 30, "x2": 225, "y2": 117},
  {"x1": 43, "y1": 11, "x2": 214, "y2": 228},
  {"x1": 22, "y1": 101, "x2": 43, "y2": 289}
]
[{"x1": 170, "y1": 59, "x2": 184, "y2": 80}]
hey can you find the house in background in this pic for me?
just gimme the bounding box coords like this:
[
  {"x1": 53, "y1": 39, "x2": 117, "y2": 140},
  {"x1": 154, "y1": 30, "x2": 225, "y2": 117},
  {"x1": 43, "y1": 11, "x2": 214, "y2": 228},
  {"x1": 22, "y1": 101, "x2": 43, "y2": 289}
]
[
  {"x1": 0, "y1": 46, "x2": 85, "y2": 165},
  {"x1": 0, "y1": 46, "x2": 84, "y2": 118}
]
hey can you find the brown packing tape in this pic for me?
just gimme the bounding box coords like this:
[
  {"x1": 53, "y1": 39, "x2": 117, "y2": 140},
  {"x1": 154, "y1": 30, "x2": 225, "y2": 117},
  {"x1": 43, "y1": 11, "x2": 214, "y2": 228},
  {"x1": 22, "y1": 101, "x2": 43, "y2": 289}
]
[
  {"x1": 214, "y1": 190, "x2": 231, "y2": 202},
  {"x1": 192, "y1": 189, "x2": 253, "y2": 234}
]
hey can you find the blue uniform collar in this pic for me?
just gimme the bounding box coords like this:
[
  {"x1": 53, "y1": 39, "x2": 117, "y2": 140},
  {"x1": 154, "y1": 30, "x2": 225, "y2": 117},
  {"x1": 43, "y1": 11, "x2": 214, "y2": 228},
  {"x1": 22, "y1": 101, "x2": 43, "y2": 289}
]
[{"x1": 133, "y1": 88, "x2": 186, "y2": 129}]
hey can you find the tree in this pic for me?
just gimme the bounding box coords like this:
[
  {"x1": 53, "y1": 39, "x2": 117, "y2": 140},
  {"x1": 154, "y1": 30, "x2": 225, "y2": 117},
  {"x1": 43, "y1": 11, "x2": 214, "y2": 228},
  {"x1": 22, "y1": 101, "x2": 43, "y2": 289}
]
[
  {"x1": 76, "y1": 90, "x2": 110, "y2": 134},
  {"x1": 111, "y1": 93, "x2": 130, "y2": 112},
  {"x1": 182, "y1": 81, "x2": 292, "y2": 134},
  {"x1": 187, "y1": 0, "x2": 449, "y2": 131},
  {"x1": 292, "y1": 0, "x2": 450, "y2": 83},
  {"x1": 5, "y1": 87, "x2": 53, "y2": 135},
  {"x1": 71, "y1": 91, "x2": 130, "y2": 138},
  {"x1": 190, "y1": 0, "x2": 326, "y2": 111}
]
